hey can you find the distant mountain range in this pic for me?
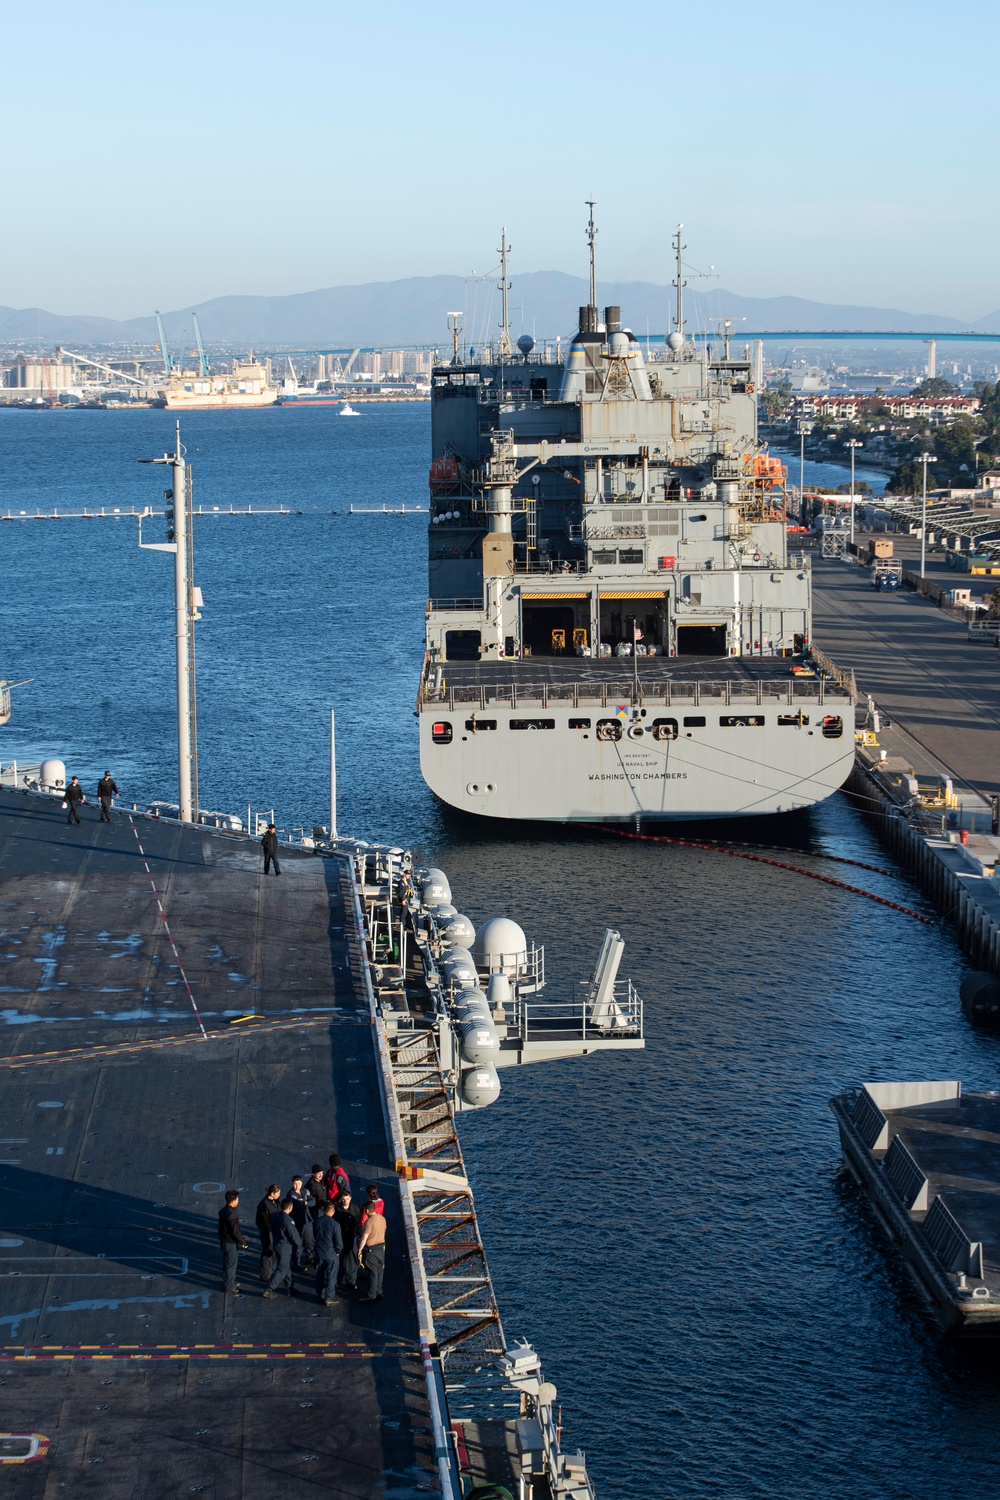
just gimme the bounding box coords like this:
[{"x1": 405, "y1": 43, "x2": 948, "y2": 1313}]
[{"x1": 2, "y1": 273, "x2": 999, "y2": 349}]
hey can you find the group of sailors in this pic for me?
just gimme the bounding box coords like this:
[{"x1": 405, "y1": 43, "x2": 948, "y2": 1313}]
[{"x1": 217, "y1": 1154, "x2": 387, "y2": 1305}]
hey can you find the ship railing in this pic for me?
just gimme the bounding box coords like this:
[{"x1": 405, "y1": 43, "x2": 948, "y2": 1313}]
[
  {"x1": 498, "y1": 978, "x2": 643, "y2": 1044},
  {"x1": 808, "y1": 644, "x2": 858, "y2": 700},
  {"x1": 476, "y1": 943, "x2": 545, "y2": 995},
  {"x1": 468, "y1": 490, "x2": 529, "y2": 512},
  {"x1": 513, "y1": 559, "x2": 586, "y2": 574},
  {"x1": 427, "y1": 676, "x2": 840, "y2": 710},
  {"x1": 427, "y1": 597, "x2": 482, "y2": 611},
  {"x1": 476, "y1": 386, "x2": 564, "y2": 406}
]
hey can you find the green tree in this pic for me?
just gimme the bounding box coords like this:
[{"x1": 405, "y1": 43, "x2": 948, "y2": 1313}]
[
  {"x1": 933, "y1": 419, "x2": 977, "y2": 482},
  {"x1": 911, "y1": 376, "x2": 957, "y2": 397},
  {"x1": 887, "y1": 460, "x2": 920, "y2": 494}
]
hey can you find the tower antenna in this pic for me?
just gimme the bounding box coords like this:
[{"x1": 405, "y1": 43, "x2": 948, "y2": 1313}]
[
  {"x1": 497, "y1": 227, "x2": 512, "y2": 359},
  {"x1": 585, "y1": 199, "x2": 598, "y2": 310}
]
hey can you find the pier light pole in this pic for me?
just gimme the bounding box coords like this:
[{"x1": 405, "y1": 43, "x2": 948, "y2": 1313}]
[
  {"x1": 137, "y1": 421, "x2": 198, "y2": 823},
  {"x1": 796, "y1": 419, "x2": 813, "y2": 522},
  {"x1": 918, "y1": 451, "x2": 938, "y2": 578},
  {"x1": 846, "y1": 439, "x2": 863, "y2": 545}
]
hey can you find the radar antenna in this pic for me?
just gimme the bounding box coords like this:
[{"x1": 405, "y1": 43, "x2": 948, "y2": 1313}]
[
  {"x1": 497, "y1": 228, "x2": 513, "y2": 360},
  {"x1": 585, "y1": 199, "x2": 598, "y2": 310}
]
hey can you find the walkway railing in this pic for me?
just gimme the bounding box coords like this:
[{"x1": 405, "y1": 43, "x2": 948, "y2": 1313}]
[{"x1": 424, "y1": 674, "x2": 836, "y2": 710}]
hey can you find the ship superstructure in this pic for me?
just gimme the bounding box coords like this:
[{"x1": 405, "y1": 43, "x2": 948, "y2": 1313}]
[{"x1": 417, "y1": 229, "x2": 855, "y2": 822}]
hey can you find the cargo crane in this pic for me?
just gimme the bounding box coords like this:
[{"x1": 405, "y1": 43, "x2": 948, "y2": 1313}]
[
  {"x1": 56, "y1": 349, "x2": 146, "y2": 388},
  {"x1": 191, "y1": 311, "x2": 209, "y2": 378},
  {"x1": 155, "y1": 311, "x2": 174, "y2": 375},
  {"x1": 334, "y1": 347, "x2": 361, "y2": 383}
]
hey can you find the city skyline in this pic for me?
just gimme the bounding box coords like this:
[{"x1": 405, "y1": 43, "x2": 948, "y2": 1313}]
[{"x1": 5, "y1": 0, "x2": 999, "y2": 320}]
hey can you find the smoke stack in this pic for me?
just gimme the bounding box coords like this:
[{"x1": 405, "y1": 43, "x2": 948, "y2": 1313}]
[
  {"x1": 604, "y1": 306, "x2": 621, "y2": 334},
  {"x1": 578, "y1": 305, "x2": 599, "y2": 335}
]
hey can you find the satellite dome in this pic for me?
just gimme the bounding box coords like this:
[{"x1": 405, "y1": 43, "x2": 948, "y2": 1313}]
[
  {"x1": 517, "y1": 334, "x2": 535, "y2": 359},
  {"x1": 40, "y1": 758, "x2": 66, "y2": 792},
  {"x1": 667, "y1": 331, "x2": 685, "y2": 352},
  {"x1": 474, "y1": 917, "x2": 527, "y2": 974}
]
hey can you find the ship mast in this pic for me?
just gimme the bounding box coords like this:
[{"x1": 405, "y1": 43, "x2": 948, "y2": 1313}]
[
  {"x1": 585, "y1": 199, "x2": 598, "y2": 311},
  {"x1": 497, "y1": 228, "x2": 512, "y2": 360},
  {"x1": 672, "y1": 223, "x2": 686, "y2": 337}
]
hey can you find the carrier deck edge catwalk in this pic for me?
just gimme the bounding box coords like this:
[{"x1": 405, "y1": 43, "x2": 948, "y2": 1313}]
[{"x1": 0, "y1": 786, "x2": 643, "y2": 1495}]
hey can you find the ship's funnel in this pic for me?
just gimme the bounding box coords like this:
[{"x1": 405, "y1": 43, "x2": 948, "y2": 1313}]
[
  {"x1": 604, "y1": 306, "x2": 621, "y2": 334},
  {"x1": 578, "y1": 305, "x2": 599, "y2": 335}
]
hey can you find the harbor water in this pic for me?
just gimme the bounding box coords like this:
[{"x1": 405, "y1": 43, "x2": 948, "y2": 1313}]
[{"x1": 3, "y1": 407, "x2": 1000, "y2": 1499}]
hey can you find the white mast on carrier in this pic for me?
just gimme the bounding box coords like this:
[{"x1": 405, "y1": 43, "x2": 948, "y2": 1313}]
[{"x1": 137, "y1": 421, "x2": 202, "y2": 823}]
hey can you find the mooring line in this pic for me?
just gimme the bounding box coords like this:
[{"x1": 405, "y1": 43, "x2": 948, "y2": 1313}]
[{"x1": 595, "y1": 826, "x2": 934, "y2": 924}]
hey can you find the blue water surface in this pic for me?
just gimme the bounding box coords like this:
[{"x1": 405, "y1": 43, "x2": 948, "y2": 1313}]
[{"x1": 1, "y1": 406, "x2": 997, "y2": 1500}]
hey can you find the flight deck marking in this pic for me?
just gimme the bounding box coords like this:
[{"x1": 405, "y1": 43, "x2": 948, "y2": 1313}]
[
  {"x1": 0, "y1": 1433, "x2": 50, "y2": 1463},
  {"x1": 0, "y1": 1015, "x2": 334, "y2": 1072},
  {"x1": 127, "y1": 817, "x2": 207, "y2": 1038},
  {"x1": 0, "y1": 1256, "x2": 189, "y2": 1276},
  {"x1": 0, "y1": 1340, "x2": 414, "y2": 1362}
]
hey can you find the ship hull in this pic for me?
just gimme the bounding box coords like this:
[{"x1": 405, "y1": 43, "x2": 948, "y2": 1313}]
[
  {"x1": 163, "y1": 391, "x2": 277, "y2": 409},
  {"x1": 419, "y1": 710, "x2": 854, "y2": 821}
]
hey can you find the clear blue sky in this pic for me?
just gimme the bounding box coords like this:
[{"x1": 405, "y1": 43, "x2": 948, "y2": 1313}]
[{"x1": 4, "y1": 0, "x2": 997, "y2": 320}]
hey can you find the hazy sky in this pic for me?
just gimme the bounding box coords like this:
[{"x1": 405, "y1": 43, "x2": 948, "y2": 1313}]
[{"x1": 4, "y1": 0, "x2": 997, "y2": 320}]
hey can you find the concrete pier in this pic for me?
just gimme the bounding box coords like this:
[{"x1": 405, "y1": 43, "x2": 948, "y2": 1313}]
[
  {"x1": 812, "y1": 553, "x2": 1000, "y2": 796},
  {"x1": 812, "y1": 556, "x2": 1000, "y2": 980}
]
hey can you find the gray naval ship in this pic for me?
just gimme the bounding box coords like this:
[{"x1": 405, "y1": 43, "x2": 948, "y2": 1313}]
[{"x1": 419, "y1": 223, "x2": 855, "y2": 822}]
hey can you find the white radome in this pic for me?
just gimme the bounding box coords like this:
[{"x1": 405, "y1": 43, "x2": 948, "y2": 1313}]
[
  {"x1": 474, "y1": 917, "x2": 527, "y2": 973},
  {"x1": 40, "y1": 759, "x2": 66, "y2": 792}
]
